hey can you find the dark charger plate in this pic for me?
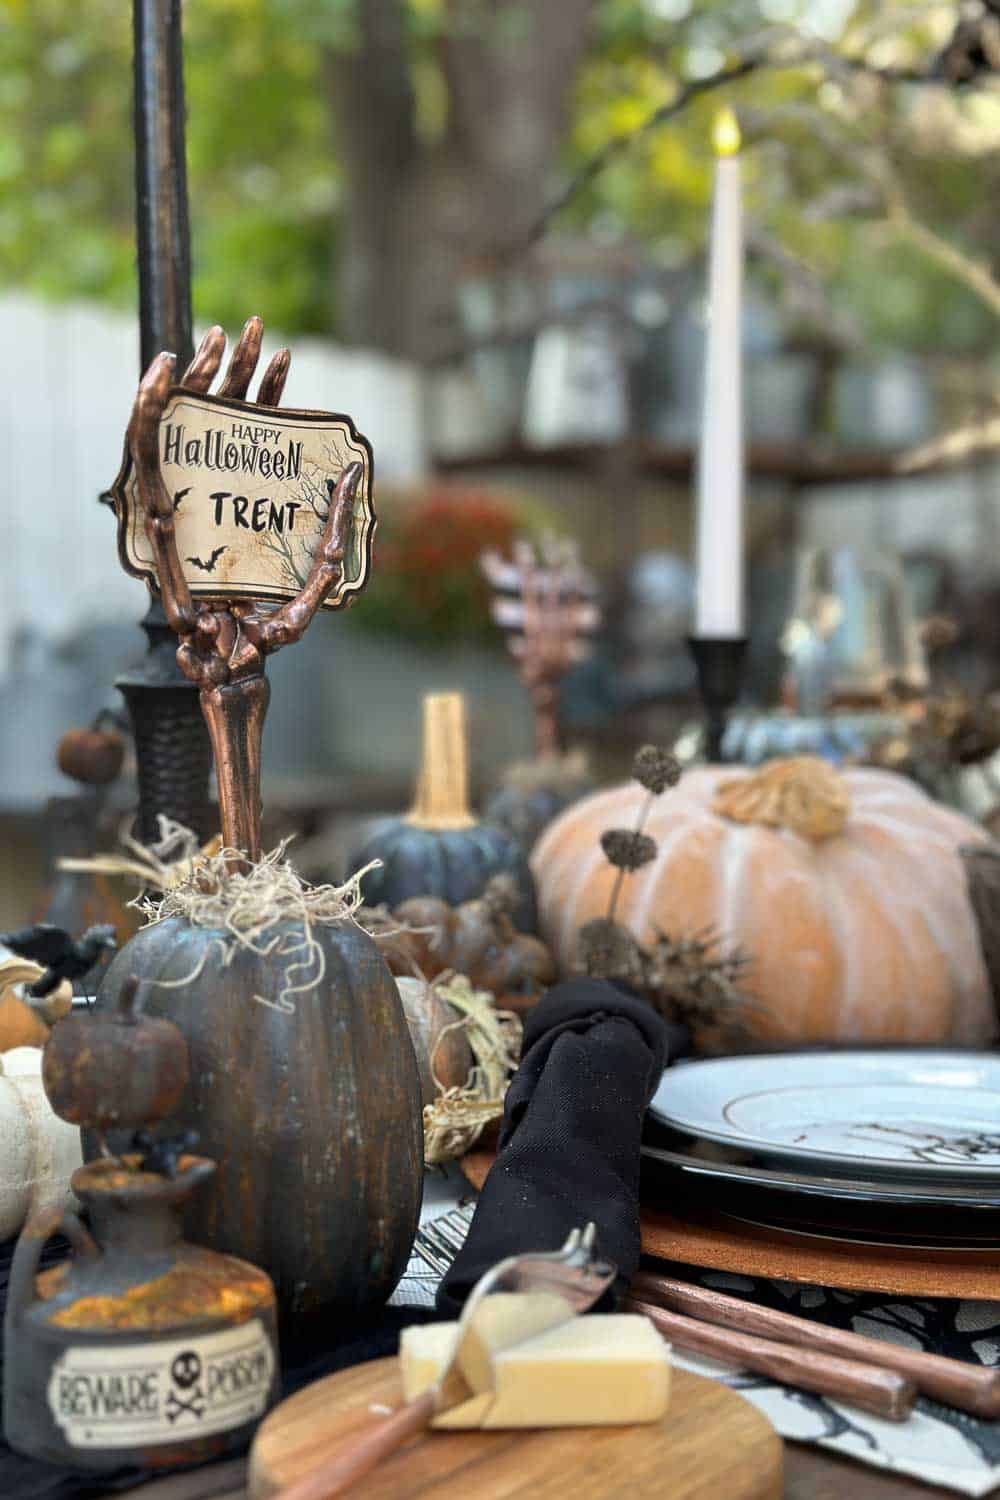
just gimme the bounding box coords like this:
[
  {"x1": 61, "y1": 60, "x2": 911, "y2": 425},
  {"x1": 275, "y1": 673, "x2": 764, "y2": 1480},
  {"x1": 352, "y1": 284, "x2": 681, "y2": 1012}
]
[{"x1": 640, "y1": 1119, "x2": 1000, "y2": 1250}]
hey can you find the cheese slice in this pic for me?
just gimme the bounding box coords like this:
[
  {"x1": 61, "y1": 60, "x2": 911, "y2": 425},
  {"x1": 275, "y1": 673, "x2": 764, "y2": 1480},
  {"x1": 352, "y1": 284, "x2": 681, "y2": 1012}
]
[
  {"x1": 399, "y1": 1312, "x2": 671, "y2": 1429},
  {"x1": 457, "y1": 1291, "x2": 573, "y2": 1393}
]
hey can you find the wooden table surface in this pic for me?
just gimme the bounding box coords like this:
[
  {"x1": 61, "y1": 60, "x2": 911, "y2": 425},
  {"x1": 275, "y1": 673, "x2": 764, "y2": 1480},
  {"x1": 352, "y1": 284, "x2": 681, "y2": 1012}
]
[{"x1": 99, "y1": 1437, "x2": 958, "y2": 1500}]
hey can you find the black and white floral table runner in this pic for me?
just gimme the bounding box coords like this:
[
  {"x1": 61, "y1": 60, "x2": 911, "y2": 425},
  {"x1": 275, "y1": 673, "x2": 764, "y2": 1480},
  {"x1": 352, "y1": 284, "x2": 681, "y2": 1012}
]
[{"x1": 674, "y1": 1272, "x2": 1000, "y2": 1497}]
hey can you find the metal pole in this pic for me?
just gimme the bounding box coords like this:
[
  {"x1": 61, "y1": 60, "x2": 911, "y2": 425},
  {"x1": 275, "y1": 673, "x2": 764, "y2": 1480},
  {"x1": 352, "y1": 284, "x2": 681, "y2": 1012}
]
[
  {"x1": 133, "y1": 0, "x2": 193, "y2": 370},
  {"x1": 117, "y1": 0, "x2": 214, "y2": 844}
]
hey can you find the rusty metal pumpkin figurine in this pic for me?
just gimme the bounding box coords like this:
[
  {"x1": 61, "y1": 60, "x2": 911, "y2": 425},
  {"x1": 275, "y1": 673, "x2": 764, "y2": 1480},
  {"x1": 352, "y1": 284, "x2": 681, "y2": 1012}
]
[
  {"x1": 4, "y1": 979, "x2": 279, "y2": 1472},
  {"x1": 42, "y1": 976, "x2": 189, "y2": 1133},
  {"x1": 376, "y1": 874, "x2": 556, "y2": 1017}
]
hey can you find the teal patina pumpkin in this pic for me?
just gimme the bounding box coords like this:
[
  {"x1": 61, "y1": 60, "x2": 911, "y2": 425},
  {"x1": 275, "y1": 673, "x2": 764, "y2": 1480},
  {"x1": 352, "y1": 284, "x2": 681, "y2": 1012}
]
[{"x1": 88, "y1": 913, "x2": 423, "y2": 1334}]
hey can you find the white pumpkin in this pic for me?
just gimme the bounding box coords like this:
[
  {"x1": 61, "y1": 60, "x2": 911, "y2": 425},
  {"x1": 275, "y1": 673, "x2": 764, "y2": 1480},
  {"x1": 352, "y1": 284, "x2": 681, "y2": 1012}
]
[
  {"x1": 0, "y1": 1046, "x2": 81, "y2": 1240},
  {"x1": 396, "y1": 976, "x2": 474, "y2": 1109},
  {"x1": 0, "y1": 959, "x2": 73, "y2": 1052}
]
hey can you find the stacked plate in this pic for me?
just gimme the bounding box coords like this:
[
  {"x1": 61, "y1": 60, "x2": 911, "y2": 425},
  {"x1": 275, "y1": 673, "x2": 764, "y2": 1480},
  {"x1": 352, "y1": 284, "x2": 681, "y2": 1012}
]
[{"x1": 643, "y1": 1051, "x2": 1000, "y2": 1250}]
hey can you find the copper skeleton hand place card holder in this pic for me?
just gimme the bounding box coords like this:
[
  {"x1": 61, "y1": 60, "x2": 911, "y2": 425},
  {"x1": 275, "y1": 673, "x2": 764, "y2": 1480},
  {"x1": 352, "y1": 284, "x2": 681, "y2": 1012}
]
[{"x1": 110, "y1": 317, "x2": 375, "y2": 864}]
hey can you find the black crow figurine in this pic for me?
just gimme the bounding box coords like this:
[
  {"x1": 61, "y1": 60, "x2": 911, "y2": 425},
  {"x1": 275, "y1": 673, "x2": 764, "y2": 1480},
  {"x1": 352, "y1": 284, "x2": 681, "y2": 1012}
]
[{"x1": 0, "y1": 923, "x2": 118, "y2": 997}]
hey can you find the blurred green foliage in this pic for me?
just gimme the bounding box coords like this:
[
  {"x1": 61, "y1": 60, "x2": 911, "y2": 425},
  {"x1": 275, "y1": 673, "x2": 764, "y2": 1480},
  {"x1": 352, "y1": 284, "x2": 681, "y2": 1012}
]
[
  {"x1": 0, "y1": 0, "x2": 337, "y2": 333},
  {"x1": 565, "y1": 0, "x2": 1000, "y2": 354},
  {"x1": 0, "y1": 0, "x2": 997, "y2": 352}
]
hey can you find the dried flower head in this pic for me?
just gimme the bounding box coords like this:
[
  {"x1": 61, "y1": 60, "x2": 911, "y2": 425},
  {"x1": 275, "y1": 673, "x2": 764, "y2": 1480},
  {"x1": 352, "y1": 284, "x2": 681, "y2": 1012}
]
[
  {"x1": 601, "y1": 829, "x2": 658, "y2": 871},
  {"x1": 576, "y1": 918, "x2": 646, "y2": 991},
  {"x1": 632, "y1": 745, "x2": 682, "y2": 795},
  {"x1": 575, "y1": 911, "x2": 765, "y2": 1047},
  {"x1": 643, "y1": 928, "x2": 761, "y2": 1046}
]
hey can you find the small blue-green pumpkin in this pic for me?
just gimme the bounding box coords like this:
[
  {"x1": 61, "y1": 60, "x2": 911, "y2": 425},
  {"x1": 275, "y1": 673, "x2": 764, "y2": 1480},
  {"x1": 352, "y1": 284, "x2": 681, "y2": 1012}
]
[
  {"x1": 352, "y1": 816, "x2": 537, "y2": 932},
  {"x1": 352, "y1": 690, "x2": 538, "y2": 930}
]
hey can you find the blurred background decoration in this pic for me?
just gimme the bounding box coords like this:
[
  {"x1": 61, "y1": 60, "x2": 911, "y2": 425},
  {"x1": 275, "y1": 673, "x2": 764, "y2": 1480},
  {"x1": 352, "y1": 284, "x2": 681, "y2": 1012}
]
[
  {"x1": 0, "y1": 0, "x2": 999, "y2": 922},
  {"x1": 348, "y1": 486, "x2": 551, "y2": 647},
  {"x1": 781, "y1": 545, "x2": 928, "y2": 714}
]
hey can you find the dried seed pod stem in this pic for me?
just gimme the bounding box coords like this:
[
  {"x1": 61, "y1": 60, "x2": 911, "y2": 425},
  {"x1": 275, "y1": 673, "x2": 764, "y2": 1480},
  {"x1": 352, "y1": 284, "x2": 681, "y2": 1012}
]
[
  {"x1": 575, "y1": 916, "x2": 760, "y2": 1047},
  {"x1": 605, "y1": 746, "x2": 679, "y2": 921}
]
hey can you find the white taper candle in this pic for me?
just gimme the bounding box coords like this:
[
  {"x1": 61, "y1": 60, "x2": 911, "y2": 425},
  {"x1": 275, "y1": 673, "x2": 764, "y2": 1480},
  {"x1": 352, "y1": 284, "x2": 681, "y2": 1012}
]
[{"x1": 694, "y1": 107, "x2": 745, "y2": 638}]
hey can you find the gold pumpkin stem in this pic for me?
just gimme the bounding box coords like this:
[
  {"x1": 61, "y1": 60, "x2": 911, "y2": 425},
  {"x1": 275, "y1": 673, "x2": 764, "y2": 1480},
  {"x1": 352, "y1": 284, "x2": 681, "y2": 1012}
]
[
  {"x1": 406, "y1": 693, "x2": 477, "y2": 831},
  {"x1": 713, "y1": 756, "x2": 850, "y2": 842}
]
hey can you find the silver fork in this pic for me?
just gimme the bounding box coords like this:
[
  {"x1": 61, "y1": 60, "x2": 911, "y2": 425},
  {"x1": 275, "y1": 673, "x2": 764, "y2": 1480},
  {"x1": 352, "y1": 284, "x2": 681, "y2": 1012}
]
[{"x1": 270, "y1": 1225, "x2": 618, "y2": 1500}]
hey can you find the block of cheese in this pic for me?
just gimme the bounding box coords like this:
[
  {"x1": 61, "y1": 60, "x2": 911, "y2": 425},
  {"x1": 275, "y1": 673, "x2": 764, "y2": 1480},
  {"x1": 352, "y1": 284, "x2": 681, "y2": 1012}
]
[
  {"x1": 399, "y1": 1312, "x2": 671, "y2": 1429},
  {"x1": 457, "y1": 1291, "x2": 574, "y2": 1393}
]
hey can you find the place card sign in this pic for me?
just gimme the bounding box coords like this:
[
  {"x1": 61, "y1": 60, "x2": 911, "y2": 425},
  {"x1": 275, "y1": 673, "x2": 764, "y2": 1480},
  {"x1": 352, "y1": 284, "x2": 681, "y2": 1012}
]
[{"x1": 111, "y1": 389, "x2": 375, "y2": 610}]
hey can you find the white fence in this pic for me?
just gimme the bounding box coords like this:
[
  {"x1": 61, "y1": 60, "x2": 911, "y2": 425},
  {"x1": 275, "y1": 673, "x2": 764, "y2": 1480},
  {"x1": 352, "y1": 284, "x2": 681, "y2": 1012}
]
[{"x1": 0, "y1": 292, "x2": 425, "y2": 676}]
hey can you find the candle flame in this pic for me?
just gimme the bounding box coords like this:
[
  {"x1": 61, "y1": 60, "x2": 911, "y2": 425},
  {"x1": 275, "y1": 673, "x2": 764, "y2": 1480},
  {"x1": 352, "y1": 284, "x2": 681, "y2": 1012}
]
[{"x1": 712, "y1": 107, "x2": 741, "y2": 157}]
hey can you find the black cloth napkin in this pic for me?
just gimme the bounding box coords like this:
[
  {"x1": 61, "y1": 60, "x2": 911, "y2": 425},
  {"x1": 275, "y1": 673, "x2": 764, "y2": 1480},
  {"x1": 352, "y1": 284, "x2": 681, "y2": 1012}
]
[{"x1": 437, "y1": 977, "x2": 677, "y2": 1317}]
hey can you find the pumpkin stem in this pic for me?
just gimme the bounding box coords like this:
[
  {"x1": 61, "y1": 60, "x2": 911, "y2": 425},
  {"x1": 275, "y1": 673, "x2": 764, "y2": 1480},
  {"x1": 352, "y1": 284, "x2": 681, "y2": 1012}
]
[
  {"x1": 117, "y1": 976, "x2": 141, "y2": 1023},
  {"x1": 713, "y1": 756, "x2": 850, "y2": 841},
  {"x1": 406, "y1": 693, "x2": 477, "y2": 831}
]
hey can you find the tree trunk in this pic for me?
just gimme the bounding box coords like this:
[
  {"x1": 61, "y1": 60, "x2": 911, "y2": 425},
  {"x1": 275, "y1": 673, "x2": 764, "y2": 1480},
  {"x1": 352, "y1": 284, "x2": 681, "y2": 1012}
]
[
  {"x1": 327, "y1": 0, "x2": 598, "y2": 364},
  {"x1": 324, "y1": 0, "x2": 417, "y2": 355}
]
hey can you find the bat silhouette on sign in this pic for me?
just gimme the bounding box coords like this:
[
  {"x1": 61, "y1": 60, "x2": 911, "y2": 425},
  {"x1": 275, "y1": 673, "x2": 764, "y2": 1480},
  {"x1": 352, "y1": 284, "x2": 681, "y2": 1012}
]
[
  {"x1": 186, "y1": 546, "x2": 227, "y2": 573},
  {"x1": 172, "y1": 487, "x2": 192, "y2": 511}
]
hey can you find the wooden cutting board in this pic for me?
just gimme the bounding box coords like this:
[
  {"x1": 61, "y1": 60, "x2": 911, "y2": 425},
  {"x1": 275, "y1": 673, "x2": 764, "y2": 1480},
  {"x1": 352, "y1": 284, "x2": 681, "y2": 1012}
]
[
  {"x1": 248, "y1": 1356, "x2": 782, "y2": 1500},
  {"x1": 461, "y1": 1151, "x2": 1000, "y2": 1299}
]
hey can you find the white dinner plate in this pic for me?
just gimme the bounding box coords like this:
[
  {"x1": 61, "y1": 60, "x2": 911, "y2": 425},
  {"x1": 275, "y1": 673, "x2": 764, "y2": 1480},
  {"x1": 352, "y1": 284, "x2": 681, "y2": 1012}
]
[{"x1": 649, "y1": 1051, "x2": 1000, "y2": 1178}]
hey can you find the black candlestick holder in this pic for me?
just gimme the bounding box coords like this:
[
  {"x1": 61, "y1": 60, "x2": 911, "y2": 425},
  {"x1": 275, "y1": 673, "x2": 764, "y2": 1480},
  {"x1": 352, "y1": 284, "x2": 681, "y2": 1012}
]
[{"x1": 688, "y1": 635, "x2": 748, "y2": 763}]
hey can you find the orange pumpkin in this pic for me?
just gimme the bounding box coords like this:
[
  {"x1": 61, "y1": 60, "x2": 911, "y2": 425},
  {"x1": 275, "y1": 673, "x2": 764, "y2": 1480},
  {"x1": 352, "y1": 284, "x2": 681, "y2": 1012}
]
[{"x1": 532, "y1": 757, "x2": 996, "y2": 1046}]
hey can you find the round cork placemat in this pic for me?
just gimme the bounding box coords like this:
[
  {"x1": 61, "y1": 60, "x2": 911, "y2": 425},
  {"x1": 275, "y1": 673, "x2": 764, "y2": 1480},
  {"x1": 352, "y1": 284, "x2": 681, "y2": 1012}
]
[
  {"x1": 461, "y1": 1151, "x2": 1000, "y2": 1299},
  {"x1": 248, "y1": 1355, "x2": 782, "y2": 1500}
]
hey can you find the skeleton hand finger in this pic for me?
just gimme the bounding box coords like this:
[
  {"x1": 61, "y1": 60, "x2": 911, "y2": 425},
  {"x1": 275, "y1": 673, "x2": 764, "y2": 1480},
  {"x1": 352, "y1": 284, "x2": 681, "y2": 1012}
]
[
  {"x1": 218, "y1": 315, "x2": 263, "y2": 399},
  {"x1": 181, "y1": 325, "x2": 226, "y2": 392},
  {"x1": 129, "y1": 352, "x2": 176, "y2": 476},
  {"x1": 318, "y1": 461, "x2": 362, "y2": 564},
  {"x1": 257, "y1": 348, "x2": 291, "y2": 407},
  {"x1": 176, "y1": 641, "x2": 213, "y2": 686}
]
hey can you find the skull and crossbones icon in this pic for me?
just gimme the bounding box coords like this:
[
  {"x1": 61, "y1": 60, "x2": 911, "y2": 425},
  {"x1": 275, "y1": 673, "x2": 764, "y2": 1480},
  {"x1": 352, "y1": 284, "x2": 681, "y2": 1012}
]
[{"x1": 165, "y1": 1351, "x2": 206, "y2": 1423}]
